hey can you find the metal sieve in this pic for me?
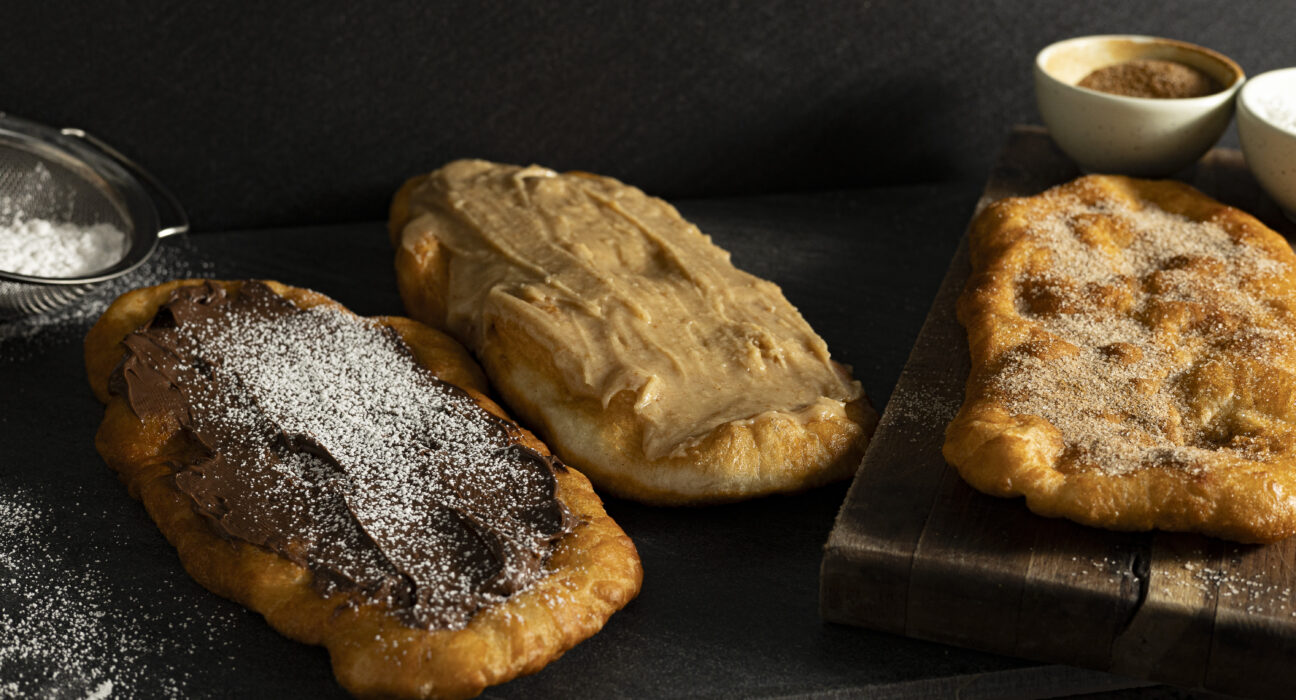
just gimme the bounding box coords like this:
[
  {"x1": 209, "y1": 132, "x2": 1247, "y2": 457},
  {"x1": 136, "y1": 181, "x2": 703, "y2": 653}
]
[{"x1": 0, "y1": 113, "x2": 188, "y2": 319}]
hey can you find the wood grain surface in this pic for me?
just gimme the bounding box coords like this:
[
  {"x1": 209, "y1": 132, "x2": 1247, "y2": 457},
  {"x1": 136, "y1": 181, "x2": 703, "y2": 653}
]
[{"x1": 821, "y1": 125, "x2": 1296, "y2": 699}]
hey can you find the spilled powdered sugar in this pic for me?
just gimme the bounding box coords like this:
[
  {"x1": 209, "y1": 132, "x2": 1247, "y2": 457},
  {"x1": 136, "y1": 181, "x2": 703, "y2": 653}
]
[
  {"x1": 992, "y1": 193, "x2": 1294, "y2": 475},
  {"x1": 886, "y1": 384, "x2": 961, "y2": 446},
  {"x1": 1182, "y1": 558, "x2": 1296, "y2": 616},
  {"x1": 0, "y1": 488, "x2": 240, "y2": 698}
]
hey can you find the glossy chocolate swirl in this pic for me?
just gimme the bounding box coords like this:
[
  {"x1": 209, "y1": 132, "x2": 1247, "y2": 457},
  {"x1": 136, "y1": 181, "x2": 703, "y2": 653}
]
[{"x1": 109, "y1": 281, "x2": 575, "y2": 629}]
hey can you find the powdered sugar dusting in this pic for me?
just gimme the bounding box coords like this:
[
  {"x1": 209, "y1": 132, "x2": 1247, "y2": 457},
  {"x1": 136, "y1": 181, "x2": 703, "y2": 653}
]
[
  {"x1": 154, "y1": 284, "x2": 569, "y2": 629},
  {"x1": 0, "y1": 488, "x2": 240, "y2": 698},
  {"x1": 989, "y1": 191, "x2": 1296, "y2": 475}
]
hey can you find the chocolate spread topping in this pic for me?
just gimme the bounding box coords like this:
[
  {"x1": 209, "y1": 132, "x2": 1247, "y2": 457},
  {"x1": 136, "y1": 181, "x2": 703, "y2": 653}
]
[{"x1": 110, "y1": 281, "x2": 575, "y2": 630}]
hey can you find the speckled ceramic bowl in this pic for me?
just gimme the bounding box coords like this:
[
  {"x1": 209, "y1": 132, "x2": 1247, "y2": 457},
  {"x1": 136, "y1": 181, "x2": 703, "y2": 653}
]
[
  {"x1": 1035, "y1": 35, "x2": 1244, "y2": 176},
  {"x1": 1238, "y1": 67, "x2": 1296, "y2": 222}
]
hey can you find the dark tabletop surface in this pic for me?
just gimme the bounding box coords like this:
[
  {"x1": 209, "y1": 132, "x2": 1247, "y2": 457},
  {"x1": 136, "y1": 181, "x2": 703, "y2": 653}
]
[{"x1": 0, "y1": 184, "x2": 1214, "y2": 698}]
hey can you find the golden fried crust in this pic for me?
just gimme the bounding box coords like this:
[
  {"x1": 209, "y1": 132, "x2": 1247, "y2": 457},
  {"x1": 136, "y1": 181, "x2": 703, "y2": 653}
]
[
  {"x1": 944, "y1": 175, "x2": 1296, "y2": 543},
  {"x1": 84, "y1": 279, "x2": 643, "y2": 699},
  {"x1": 389, "y1": 180, "x2": 876, "y2": 505}
]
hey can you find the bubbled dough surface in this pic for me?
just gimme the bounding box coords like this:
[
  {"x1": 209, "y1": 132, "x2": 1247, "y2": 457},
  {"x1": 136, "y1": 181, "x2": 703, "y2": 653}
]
[{"x1": 944, "y1": 176, "x2": 1296, "y2": 543}]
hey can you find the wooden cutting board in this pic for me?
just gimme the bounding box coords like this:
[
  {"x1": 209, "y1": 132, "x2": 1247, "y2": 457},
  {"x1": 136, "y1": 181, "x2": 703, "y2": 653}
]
[{"x1": 821, "y1": 125, "x2": 1296, "y2": 699}]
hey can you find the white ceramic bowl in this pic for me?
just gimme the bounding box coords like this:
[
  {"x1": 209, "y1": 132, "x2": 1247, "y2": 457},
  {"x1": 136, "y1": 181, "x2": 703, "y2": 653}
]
[
  {"x1": 1237, "y1": 67, "x2": 1296, "y2": 222},
  {"x1": 1035, "y1": 35, "x2": 1245, "y2": 176}
]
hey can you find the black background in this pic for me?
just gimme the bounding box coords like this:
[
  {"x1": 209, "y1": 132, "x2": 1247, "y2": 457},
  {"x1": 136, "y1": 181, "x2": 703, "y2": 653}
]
[{"x1": 1, "y1": 0, "x2": 1290, "y2": 231}]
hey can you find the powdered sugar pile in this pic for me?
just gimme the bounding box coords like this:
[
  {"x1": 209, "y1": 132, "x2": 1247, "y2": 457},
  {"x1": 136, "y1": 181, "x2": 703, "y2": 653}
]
[
  {"x1": 0, "y1": 240, "x2": 213, "y2": 356},
  {"x1": 0, "y1": 161, "x2": 130, "y2": 277},
  {"x1": 1258, "y1": 94, "x2": 1296, "y2": 134},
  {"x1": 0, "y1": 218, "x2": 128, "y2": 277},
  {"x1": 993, "y1": 193, "x2": 1293, "y2": 475}
]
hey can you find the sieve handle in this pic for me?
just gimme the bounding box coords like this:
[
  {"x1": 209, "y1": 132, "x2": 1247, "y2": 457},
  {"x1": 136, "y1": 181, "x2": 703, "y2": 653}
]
[{"x1": 60, "y1": 128, "x2": 190, "y2": 238}]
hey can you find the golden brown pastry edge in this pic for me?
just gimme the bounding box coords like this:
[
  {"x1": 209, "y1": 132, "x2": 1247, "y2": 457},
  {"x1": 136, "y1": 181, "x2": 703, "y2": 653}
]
[
  {"x1": 388, "y1": 175, "x2": 877, "y2": 505},
  {"x1": 85, "y1": 279, "x2": 644, "y2": 699},
  {"x1": 943, "y1": 175, "x2": 1296, "y2": 544}
]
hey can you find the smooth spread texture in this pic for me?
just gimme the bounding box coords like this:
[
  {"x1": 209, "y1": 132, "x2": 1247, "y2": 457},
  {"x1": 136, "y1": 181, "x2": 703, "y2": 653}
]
[
  {"x1": 944, "y1": 175, "x2": 1296, "y2": 543},
  {"x1": 112, "y1": 281, "x2": 574, "y2": 629},
  {"x1": 397, "y1": 160, "x2": 861, "y2": 460}
]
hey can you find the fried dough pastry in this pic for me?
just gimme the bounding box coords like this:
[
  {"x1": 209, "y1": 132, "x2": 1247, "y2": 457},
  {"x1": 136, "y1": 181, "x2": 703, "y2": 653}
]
[
  {"x1": 944, "y1": 175, "x2": 1296, "y2": 543},
  {"x1": 388, "y1": 160, "x2": 876, "y2": 504},
  {"x1": 85, "y1": 279, "x2": 642, "y2": 699}
]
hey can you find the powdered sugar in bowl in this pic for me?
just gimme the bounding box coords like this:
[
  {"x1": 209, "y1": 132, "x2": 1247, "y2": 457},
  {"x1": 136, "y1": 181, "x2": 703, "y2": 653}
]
[
  {"x1": 0, "y1": 113, "x2": 187, "y2": 319},
  {"x1": 0, "y1": 182, "x2": 130, "y2": 278},
  {"x1": 1238, "y1": 67, "x2": 1296, "y2": 222}
]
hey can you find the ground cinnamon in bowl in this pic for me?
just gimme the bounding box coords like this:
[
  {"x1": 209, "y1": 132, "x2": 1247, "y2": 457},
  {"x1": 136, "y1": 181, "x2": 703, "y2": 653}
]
[{"x1": 1078, "y1": 59, "x2": 1221, "y2": 98}]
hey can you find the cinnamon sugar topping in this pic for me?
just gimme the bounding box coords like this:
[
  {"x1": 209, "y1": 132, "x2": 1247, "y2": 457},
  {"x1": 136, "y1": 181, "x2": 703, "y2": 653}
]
[{"x1": 987, "y1": 191, "x2": 1296, "y2": 475}]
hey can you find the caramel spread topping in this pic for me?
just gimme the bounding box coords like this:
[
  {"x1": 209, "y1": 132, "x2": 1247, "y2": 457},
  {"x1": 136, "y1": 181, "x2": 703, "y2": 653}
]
[
  {"x1": 110, "y1": 282, "x2": 574, "y2": 630},
  {"x1": 400, "y1": 160, "x2": 862, "y2": 459}
]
